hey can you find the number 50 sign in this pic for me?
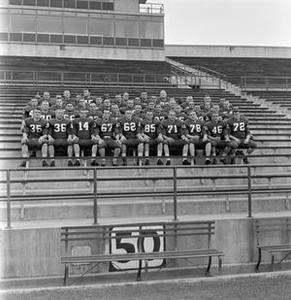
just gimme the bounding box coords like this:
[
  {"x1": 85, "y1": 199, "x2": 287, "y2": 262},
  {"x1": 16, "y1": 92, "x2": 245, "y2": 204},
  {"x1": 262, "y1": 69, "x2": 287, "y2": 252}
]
[{"x1": 109, "y1": 226, "x2": 165, "y2": 271}]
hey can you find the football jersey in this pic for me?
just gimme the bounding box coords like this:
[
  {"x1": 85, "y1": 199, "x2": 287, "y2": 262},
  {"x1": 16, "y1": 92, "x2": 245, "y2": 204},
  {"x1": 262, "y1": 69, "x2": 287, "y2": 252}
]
[
  {"x1": 72, "y1": 117, "x2": 96, "y2": 140},
  {"x1": 88, "y1": 110, "x2": 102, "y2": 121},
  {"x1": 117, "y1": 116, "x2": 141, "y2": 139},
  {"x1": 161, "y1": 119, "x2": 184, "y2": 140},
  {"x1": 22, "y1": 105, "x2": 34, "y2": 119},
  {"x1": 95, "y1": 118, "x2": 118, "y2": 138},
  {"x1": 64, "y1": 110, "x2": 79, "y2": 121},
  {"x1": 48, "y1": 118, "x2": 72, "y2": 139},
  {"x1": 40, "y1": 110, "x2": 55, "y2": 121},
  {"x1": 23, "y1": 117, "x2": 49, "y2": 139},
  {"x1": 227, "y1": 115, "x2": 250, "y2": 140},
  {"x1": 204, "y1": 120, "x2": 228, "y2": 139},
  {"x1": 140, "y1": 119, "x2": 161, "y2": 139},
  {"x1": 184, "y1": 119, "x2": 205, "y2": 138},
  {"x1": 176, "y1": 112, "x2": 188, "y2": 122},
  {"x1": 153, "y1": 111, "x2": 167, "y2": 122}
]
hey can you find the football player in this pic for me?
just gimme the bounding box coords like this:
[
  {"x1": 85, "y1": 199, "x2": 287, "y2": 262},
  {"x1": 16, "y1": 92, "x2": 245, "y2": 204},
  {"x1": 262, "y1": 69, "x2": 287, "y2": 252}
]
[{"x1": 20, "y1": 107, "x2": 49, "y2": 167}]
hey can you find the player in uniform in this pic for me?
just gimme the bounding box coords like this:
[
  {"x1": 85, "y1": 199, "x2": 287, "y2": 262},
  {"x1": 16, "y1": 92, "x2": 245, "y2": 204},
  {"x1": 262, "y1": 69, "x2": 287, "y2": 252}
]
[
  {"x1": 95, "y1": 110, "x2": 121, "y2": 166},
  {"x1": 161, "y1": 110, "x2": 190, "y2": 165},
  {"x1": 71, "y1": 108, "x2": 99, "y2": 166},
  {"x1": 20, "y1": 107, "x2": 49, "y2": 167},
  {"x1": 227, "y1": 108, "x2": 257, "y2": 164},
  {"x1": 117, "y1": 109, "x2": 143, "y2": 166},
  {"x1": 184, "y1": 111, "x2": 210, "y2": 165},
  {"x1": 39, "y1": 100, "x2": 55, "y2": 121},
  {"x1": 204, "y1": 112, "x2": 231, "y2": 164},
  {"x1": 140, "y1": 111, "x2": 164, "y2": 165},
  {"x1": 64, "y1": 103, "x2": 79, "y2": 121},
  {"x1": 47, "y1": 109, "x2": 74, "y2": 167}
]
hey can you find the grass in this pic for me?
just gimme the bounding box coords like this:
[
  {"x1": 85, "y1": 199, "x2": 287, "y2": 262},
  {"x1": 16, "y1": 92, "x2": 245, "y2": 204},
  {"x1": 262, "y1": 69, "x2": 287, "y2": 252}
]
[{"x1": 2, "y1": 272, "x2": 291, "y2": 300}]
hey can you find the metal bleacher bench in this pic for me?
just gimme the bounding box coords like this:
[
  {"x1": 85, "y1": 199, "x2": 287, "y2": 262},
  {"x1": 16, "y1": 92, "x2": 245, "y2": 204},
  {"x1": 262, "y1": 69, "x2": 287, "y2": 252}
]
[
  {"x1": 255, "y1": 217, "x2": 291, "y2": 272},
  {"x1": 61, "y1": 220, "x2": 224, "y2": 286}
]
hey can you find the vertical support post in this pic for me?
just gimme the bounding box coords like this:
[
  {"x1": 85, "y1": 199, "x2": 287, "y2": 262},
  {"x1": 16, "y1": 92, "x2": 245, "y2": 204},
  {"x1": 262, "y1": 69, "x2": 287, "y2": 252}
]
[
  {"x1": 173, "y1": 167, "x2": 178, "y2": 221},
  {"x1": 61, "y1": 72, "x2": 64, "y2": 87},
  {"x1": 6, "y1": 170, "x2": 11, "y2": 229},
  {"x1": 93, "y1": 168, "x2": 98, "y2": 224},
  {"x1": 247, "y1": 166, "x2": 252, "y2": 218}
]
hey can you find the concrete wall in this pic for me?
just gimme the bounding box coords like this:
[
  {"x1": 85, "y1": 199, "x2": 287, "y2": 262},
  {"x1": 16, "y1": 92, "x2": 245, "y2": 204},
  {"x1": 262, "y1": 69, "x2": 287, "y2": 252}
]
[
  {"x1": 0, "y1": 44, "x2": 165, "y2": 61},
  {"x1": 165, "y1": 45, "x2": 291, "y2": 58},
  {"x1": 115, "y1": 0, "x2": 140, "y2": 13},
  {"x1": 0, "y1": 217, "x2": 267, "y2": 279}
]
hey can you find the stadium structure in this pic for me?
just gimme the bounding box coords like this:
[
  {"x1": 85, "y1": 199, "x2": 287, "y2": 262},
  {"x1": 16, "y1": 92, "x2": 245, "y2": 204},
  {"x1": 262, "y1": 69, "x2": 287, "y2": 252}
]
[{"x1": 0, "y1": 0, "x2": 291, "y2": 288}]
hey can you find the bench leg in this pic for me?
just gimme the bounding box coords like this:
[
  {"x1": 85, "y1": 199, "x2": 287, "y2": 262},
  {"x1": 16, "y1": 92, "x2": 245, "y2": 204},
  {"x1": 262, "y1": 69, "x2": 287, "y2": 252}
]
[
  {"x1": 255, "y1": 248, "x2": 262, "y2": 273},
  {"x1": 206, "y1": 256, "x2": 212, "y2": 276},
  {"x1": 144, "y1": 260, "x2": 149, "y2": 281},
  {"x1": 218, "y1": 257, "x2": 222, "y2": 275},
  {"x1": 271, "y1": 254, "x2": 275, "y2": 271},
  {"x1": 64, "y1": 264, "x2": 69, "y2": 286},
  {"x1": 137, "y1": 260, "x2": 142, "y2": 281}
]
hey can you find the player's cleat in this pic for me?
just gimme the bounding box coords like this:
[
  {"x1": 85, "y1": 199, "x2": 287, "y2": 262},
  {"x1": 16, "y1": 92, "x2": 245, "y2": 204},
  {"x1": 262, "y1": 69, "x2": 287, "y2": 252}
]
[
  {"x1": 50, "y1": 160, "x2": 55, "y2": 167},
  {"x1": 112, "y1": 161, "x2": 118, "y2": 167},
  {"x1": 101, "y1": 162, "x2": 106, "y2": 167},
  {"x1": 144, "y1": 159, "x2": 150, "y2": 166},
  {"x1": 74, "y1": 160, "x2": 81, "y2": 166},
  {"x1": 182, "y1": 159, "x2": 191, "y2": 165},
  {"x1": 220, "y1": 157, "x2": 228, "y2": 165},
  {"x1": 212, "y1": 158, "x2": 217, "y2": 165},
  {"x1": 157, "y1": 159, "x2": 164, "y2": 165},
  {"x1": 243, "y1": 157, "x2": 250, "y2": 164},
  {"x1": 68, "y1": 160, "x2": 73, "y2": 167},
  {"x1": 19, "y1": 160, "x2": 27, "y2": 168},
  {"x1": 205, "y1": 159, "x2": 211, "y2": 165},
  {"x1": 42, "y1": 161, "x2": 49, "y2": 167},
  {"x1": 91, "y1": 160, "x2": 99, "y2": 167},
  {"x1": 166, "y1": 160, "x2": 171, "y2": 166},
  {"x1": 230, "y1": 157, "x2": 236, "y2": 164},
  {"x1": 122, "y1": 159, "x2": 127, "y2": 166}
]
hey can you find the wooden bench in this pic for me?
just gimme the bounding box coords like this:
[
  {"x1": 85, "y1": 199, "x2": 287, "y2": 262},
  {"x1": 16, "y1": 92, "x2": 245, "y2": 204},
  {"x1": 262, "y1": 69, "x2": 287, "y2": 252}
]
[
  {"x1": 61, "y1": 220, "x2": 224, "y2": 286},
  {"x1": 255, "y1": 217, "x2": 291, "y2": 272}
]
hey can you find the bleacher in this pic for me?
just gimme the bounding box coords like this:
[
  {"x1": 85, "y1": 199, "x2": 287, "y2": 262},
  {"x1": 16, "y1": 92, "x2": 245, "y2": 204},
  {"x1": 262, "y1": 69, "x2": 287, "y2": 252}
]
[
  {"x1": 168, "y1": 56, "x2": 291, "y2": 85},
  {"x1": 1, "y1": 56, "x2": 291, "y2": 286}
]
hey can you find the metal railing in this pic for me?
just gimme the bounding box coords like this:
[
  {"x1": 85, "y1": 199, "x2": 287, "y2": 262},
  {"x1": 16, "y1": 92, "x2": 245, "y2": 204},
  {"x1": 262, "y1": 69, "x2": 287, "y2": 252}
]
[
  {"x1": 139, "y1": 2, "x2": 164, "y2": 14},
  {"x1": 1, "y1": 163, "x2": 291, "y2": 229},
  {"x1": 239, "y1": 76, "x2": 291, "y2": 91},
  {"x1": 0, "y1": 70, "x2": 173, "y2": 88}
]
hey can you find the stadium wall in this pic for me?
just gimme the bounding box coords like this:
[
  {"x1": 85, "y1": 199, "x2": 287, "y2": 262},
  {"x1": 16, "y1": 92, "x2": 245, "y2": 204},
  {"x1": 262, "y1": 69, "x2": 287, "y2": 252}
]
[
  {"x1": 1, "y1": 218, "x2": 255, "y2": 279},
  {"x1": 165, "y1": 45, "x2": 291, "y2": 58},
  {"x1": 0, "y1": 44, "x2": 165, "y2": 61}
]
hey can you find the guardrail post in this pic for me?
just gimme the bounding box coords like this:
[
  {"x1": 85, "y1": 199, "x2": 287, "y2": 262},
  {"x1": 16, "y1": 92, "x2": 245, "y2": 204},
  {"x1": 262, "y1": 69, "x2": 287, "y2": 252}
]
[
  {"x1": 6, "y1": 170, "x2": 11, "y2": 229},
  {"x1": 173, "y1": 167, "x2": 178, "y2": 221},
  {"x1": 247, "y1": 166, "x2": 252, "y2": 218},
  {"x1": 93, "y1": 168, "x2": 98, "y2": 224}
]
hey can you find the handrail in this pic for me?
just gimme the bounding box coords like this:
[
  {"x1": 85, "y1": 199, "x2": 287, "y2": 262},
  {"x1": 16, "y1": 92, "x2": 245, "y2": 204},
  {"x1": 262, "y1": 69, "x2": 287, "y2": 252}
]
[{"x1": 1, "y1": 164, "x2": 291, "y2": 229}]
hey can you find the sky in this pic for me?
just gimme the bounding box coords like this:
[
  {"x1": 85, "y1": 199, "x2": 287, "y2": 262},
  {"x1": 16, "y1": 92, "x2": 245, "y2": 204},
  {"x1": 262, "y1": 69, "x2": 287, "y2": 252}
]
[{"x1": 152, "y1": 0, "x2": 291, "y2": 47}]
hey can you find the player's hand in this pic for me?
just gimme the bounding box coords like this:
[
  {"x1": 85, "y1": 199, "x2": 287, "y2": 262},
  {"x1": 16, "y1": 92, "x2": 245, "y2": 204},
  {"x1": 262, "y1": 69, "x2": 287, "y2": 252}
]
[
  {"x1": 183, "y1": 137, "x2": 190, "y2": 144},
  {"x1": 38, "y1": 136, "x2": 47, "y2": 144},
  {"x1": 91, "y1": 136, "x2": 99, "y2": 143},
  {"x1": 143, "y1": 135, "x2": 150, "y2": 143},
  {"x1": 21, "y1": 137, "x2": 28, "y2": 144},
  {"x1": 120, "y1": 136, "x2": 126, "y2": 143},
  {"x1": 202, "y1": 136, "x2": 208, "y2": 143},
  {"x1": 48, "y1": 136, "x2": 54, "y2": 144},
  {"x1": 138, "y1": 135, "x2": 144, "y2": 142},
  {"x1": 243, "y1": 138, "x2": 249, "y2": 144},
  {"x1": 156, "y1": 136, "x2": 164, "y2": 143}
]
